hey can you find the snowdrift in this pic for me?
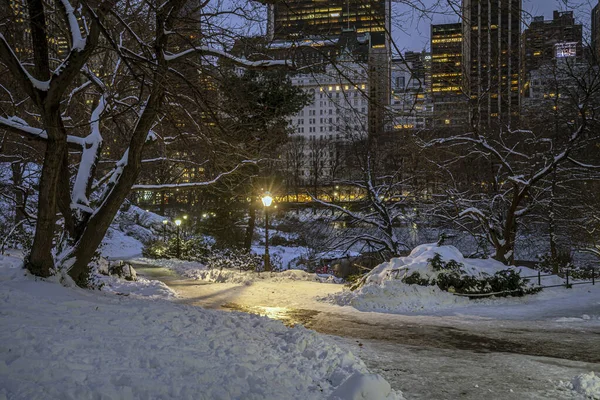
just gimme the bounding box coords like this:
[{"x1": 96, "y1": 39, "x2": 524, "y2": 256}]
[
  {"x1": 0, "y1": 254, "x2": 401, "y2": 400},
  {"x1": 321, "y1": 243, "x2": 559, "y2": 313}
]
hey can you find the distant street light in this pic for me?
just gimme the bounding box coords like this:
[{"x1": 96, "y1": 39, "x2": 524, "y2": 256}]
[
  {"x1": 175, "y1": 219, "x2": 182, "y2": 258},
  {"x1": 162, "y1": 219, "x2": 168, "y2": 242},
  {"x1": 261, "y1": 193, "x2": 273, "y2": 272}
]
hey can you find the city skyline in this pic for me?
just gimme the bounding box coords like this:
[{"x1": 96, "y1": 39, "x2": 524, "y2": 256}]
[{"x1": 393, "y1": 0, "x2": 594, "y2": 52}]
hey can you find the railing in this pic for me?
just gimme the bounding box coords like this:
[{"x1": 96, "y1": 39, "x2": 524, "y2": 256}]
[{"x1": 521, "y1": 268, "x2": 596, "y2": 289}]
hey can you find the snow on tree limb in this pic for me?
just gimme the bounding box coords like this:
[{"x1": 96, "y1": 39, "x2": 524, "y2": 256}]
[
  {"x1": 0, "y1": 33, "x2": 49, "y2": 96},
  {"x1": 163, "y1": 47, "x2": 293, "y2": 69},
  {"x1": 71, "y1": 95, "x2": 108, "y2": 209},
  {"x1": 57, "y1": 0, "x2": 87, "y2": 51},
  {"x1": 0, "y1": 116, "x2": 84, "y2": 146},
  {"x1": 131, "y1": 160, "x2": 257, "y2": 191}
]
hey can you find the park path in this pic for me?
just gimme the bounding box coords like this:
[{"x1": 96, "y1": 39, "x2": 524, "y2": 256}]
[{"x1": 134, "y1": 263, "x2": 600, "y2": 399}]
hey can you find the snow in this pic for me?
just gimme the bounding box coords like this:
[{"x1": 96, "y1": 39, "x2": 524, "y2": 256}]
[
  {"x1": 100, "y1": 228, "x2": 144, "y2": 260},
  {"x1": 329, "y1": 372, "x2": 393, "y2": 400},
  {"x1": 320, "y1": 243, "x2": 584, "y2": 315},
  {"x1": 131, "y1": 257, "x2": 344, "y2": 285},
  {"x1": 0, "y1": 254, "x2": 401, "y2": 400},
  {"x1": 251, "y1": 244, "x2": 310, "y2": 270},
  {"x1": 568, "y1": 372, "x2": 600, "y2": 399},
  {"x1": 72, "y1": 96, "x2": 106, "y2": 208}
]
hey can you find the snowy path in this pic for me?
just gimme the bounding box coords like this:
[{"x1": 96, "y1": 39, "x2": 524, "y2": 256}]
[{"x1": 134, "y1": 264, "x2": 600, "y2": 399}]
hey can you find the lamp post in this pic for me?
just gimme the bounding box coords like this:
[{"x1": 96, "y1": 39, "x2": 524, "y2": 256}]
[
  {"x1": 261, "y1": 193, "x2": 273, "y2": 272},
  {"x1": 162, "y1": 219, "x2": 168, "y2": 242},
  {"x1": 175, "y1": 219, "x2": 182, "y2": 258}
]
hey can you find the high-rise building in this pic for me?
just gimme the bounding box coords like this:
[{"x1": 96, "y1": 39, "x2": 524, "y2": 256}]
[
  {"x1": 430, "y1": 23, "x2": 468, "y2": 127},
  {"x1": 593, "y1": 2, "x2": 600, "y2": 63},
  {"x1": 389, "y1": 52, "x2": 432, "y2": 131},
  {"x1": 267, "y1": 0, "x2": 391, "y2": 46},
  {"x1": 462, "y1": 0, "x2": 522, "y2": 128},
  {"x1": 522, "y1": 11, "x2": 583, "y2": 76}
]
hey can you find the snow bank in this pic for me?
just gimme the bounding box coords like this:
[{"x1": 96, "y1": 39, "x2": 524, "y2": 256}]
[
  {"x1": 321, "y1": 243, "x2": 548, "y2": 314},
  {"x1": 0, "y1": 255, "x2": 401, "y2": 400},
  {"x1": 561, "y1": 372, "x2": 600, "y2": 399},
  {"x1": 100, "y1": 227, "x2": 144, "y2": 260},
  {"x1": 251, "y1": 244, "x2": 310, "y2": 270}
]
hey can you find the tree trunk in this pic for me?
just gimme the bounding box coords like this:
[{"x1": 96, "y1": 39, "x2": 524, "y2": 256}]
[
  {"x1": 10, "y1": 162, "x2": 25, "y2": 223},
  {"x1": 26, "y1": 135, "x2": 67, "y2": 277},
  {"x1": 244, "y1": 201, "x2": 256, "y2": 251}
]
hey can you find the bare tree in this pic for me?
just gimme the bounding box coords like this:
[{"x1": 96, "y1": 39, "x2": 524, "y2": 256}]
[{"x1": 0, "y1": 0, "x2": 291, "y2": 285}]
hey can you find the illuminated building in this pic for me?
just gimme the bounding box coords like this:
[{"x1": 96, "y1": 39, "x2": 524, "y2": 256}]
[
  {"x1": 267, "y1": 1, "x2": 391, "y2": 136},
  {"x1": 462, "y1": 0, "x2": 522, "y2": 128},
  {"x1": 522, "y1": 11, "x2": 583, "y2": 76},
  {"x1": 593, "y1": 2, "x2": 600, "y2": 63},
  {"x1": 287, "y1": 50, "x2": 370, "y2": 181},
  {"x1": 267, "y1": 0, "x2": 390, "y2": 47},
  {"x1": 7, "y1": 0, "x2": 70, "y2": 60},
  {"x1": 389, "y1": 52, "x2": 432, "y2": 131},
  {"x1": 430, "y1": 23, "x2": 468, "y2": 127}
]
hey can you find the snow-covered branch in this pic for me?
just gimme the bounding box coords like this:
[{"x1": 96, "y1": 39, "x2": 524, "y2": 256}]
[
  {"x1": 71, "y1": 95, "x2": 108, "y2": 211},
  {"x1": 163, "y1": 47, "x2": 294, "y2": 70},
  {"x1": 0, "y1": 116, "x2": 84, "y2": 147},
  {"x1": 58, "y1": 0, "x2": 86, "y2": 51},
  {"x1": 131, "y1": 160, "x2": 257, "y2": 191},
  {"x1": 0, "y1": 33, "x2": 49, "y2": 97}
]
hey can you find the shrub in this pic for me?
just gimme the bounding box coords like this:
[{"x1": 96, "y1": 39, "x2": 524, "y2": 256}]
[
  {"x1": 402, "y1": 271, "x2": 432, "y2": 286},
  {"x1": 143, "y1": 237, "x2": 212, "y2": 260},
  {"x1": 204, "y1": 249, "x2": 283, "y2": 272},
  {"x1": 400, "y1": 255, "x2": 543, "y2": 297}
]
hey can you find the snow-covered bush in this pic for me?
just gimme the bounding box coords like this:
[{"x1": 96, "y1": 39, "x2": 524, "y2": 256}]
[
  {"x1": 205, "y1": 249, "x2": 283, "y2": 272},
  {"x1": 398, "y1": 252, "x2": 540, "y2": 297}
]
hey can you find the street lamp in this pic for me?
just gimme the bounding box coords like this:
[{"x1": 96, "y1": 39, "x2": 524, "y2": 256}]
[
  {"x1": 175, "y1": 219, "x2": 182, "y2": 258},
  {"x1": 261, "y1": 193, "x2": 273, "y2": 272},
  {"x1": 182, "y1": 215, "x2": 188, "y2": 237},
  {"x1": 162, "y1": 219, "x2": 168, "y2": 242}
]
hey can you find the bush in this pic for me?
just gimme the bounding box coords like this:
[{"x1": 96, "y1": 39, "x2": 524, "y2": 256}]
[
  {"x1": 204, "y1": 249, "x2": 283, "y2": 272},
  {"x1": 402, "y1": 271, "x2": 432, "y2": 286},
  {"x1": 143, "y1": 237, "x2": 212, "y2": 260},
  {"x1": 397, "y1": 256, "x2": 541, "y2": 297}
]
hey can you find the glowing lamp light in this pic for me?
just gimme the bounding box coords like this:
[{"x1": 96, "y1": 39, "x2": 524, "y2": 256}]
[
  {"x1": 175, "y1": 219, "x2": 182, "y2": 226},
  {"x1": 162, "y1": 220, "x2": 168, "y2": 225},
  {"x1": 261, "y1": 194, "x2": 273, "y2": 207}
]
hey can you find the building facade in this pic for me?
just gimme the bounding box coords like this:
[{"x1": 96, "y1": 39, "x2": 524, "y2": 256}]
[
  {"x1": 285, "y1": 56, "x2": 370, "y2": 184},
  {"x1": 430, "y1": 23, "x2": 468, "y2": 127},
  {"x1": 389, "y1": 52, "x2": 432, "y2": 131},
  {"x1": 593, "y1": 2, "x2": 600, "y2": 63},
  {"x1": 522, "y1": 11, "x2": 583, "y2": 77},
  {"x1": 462, "y1": 0, "x2": 522, "y2": 128},
  {"x1": 267, "y1": 0, "x2": 391, "y2": 46}
]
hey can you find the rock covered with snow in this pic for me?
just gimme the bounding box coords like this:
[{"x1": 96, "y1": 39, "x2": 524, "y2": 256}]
[{"x1": 0, "y1": 254, "x2": 402, "y2": 400}]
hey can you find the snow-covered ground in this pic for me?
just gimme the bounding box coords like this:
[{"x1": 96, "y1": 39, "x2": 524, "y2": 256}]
[
  {"x1": 0, "y1": 254, "x2": 401, "y2": 400},
  {"x1": 100, "y1": 227, "x2": 145, "y2": 260},
  {"x1": 128, "y1": 256, "x2": 600, "y2": 400}
]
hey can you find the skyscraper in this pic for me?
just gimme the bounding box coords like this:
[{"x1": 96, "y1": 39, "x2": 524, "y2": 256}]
[
  {"x1": 462, "y1": 0, "x2": 522, "y2": 128},
  {"x1": 430, "y1": 23, "x2": 468, "y2": 127},
  {"x1": 593, "y1": 2, "x2": 600, "y2": 63},
  {"x1": 267, "y1": 0, "x2": 390, "y2": 47},
  {"x1": 522, "y1": 11, "x2": 583, "y2": 76}
]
